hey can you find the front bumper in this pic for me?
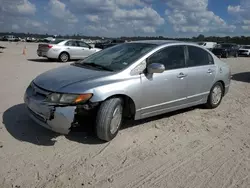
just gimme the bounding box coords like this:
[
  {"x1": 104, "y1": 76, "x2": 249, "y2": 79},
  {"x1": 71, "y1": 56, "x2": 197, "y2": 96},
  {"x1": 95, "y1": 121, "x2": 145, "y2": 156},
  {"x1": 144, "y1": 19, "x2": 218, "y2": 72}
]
[{"x1": 24, "y1": 92, "x2": 76, "y2": 134}]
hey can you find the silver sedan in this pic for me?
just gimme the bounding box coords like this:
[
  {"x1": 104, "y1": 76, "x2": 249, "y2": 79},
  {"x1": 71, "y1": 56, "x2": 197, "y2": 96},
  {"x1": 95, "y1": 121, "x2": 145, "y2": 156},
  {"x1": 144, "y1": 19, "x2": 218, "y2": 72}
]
[
  {"x1": 25, "y1": 40, "x2": 231, "y2": 141},
  {"x1": 37, "y1": 39, "x2": 101, "y2": 62}
]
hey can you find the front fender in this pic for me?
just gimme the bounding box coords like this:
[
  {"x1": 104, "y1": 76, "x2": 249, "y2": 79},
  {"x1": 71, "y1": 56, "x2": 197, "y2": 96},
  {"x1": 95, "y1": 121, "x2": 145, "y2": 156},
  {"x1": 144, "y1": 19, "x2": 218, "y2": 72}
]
[
  {"x1": 88, "y1": 79, "x2": 139, "y2": 102},
  {"x1": 85, "y1": 77, "x2": 142, "y2": 112}
]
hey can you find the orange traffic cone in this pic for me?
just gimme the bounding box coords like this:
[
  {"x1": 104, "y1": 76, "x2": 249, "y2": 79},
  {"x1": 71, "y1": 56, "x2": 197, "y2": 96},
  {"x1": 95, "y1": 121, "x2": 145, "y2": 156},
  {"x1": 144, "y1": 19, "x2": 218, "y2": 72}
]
[{"x1": 22, "y1": 46, "x2": 26, "y2": 55}]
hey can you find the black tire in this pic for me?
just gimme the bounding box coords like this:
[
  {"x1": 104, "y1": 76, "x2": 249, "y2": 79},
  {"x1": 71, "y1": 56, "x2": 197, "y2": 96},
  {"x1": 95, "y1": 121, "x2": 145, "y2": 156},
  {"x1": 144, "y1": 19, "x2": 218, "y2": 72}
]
[
  {"x1": 224, "y1": 52, "x2": 229, "y2": 58},
  {"x1": 96, "y1": 97, "x2": 123, "y2": 141},
  {"x1": 205, "y1": 82, "x2": 224, "y2": 109},
  {"x1": 59, "y1": 52, "x2": 69, "y2": 62}
]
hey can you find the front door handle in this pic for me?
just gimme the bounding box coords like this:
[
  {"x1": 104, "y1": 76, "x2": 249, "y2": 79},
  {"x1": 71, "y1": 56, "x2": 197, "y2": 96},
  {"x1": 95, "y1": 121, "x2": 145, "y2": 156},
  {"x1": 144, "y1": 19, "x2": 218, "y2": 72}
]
[
  {"x1": 177, "y1": 72, "x2": 187, "y2": 78},
  {"x1": 207, "y1": 69, "x2": 213, "y2": 74}
]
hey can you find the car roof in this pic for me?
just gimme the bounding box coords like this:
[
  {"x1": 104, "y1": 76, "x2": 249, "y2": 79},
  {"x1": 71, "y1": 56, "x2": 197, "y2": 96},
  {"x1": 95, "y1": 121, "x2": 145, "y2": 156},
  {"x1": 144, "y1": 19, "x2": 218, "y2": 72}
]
[{"x1": 129, "y1": 40, "x2": 182, "y2": 46}]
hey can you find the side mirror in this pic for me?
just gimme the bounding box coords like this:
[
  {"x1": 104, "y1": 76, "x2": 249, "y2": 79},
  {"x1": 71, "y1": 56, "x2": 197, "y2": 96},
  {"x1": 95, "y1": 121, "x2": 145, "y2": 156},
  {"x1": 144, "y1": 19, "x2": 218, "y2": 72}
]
[
  {"x1": 147, "y1": 63, "x2": 165, "y2": 74},
  {"x1": 89, "y1": 46, "x2": 92, "y2": 49}
]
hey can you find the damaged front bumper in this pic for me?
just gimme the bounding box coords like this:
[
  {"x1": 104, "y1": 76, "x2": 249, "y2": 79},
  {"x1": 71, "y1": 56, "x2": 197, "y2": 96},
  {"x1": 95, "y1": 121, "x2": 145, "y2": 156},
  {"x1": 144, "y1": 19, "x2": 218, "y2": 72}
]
[{"x1": 24, "y1": 92, "x2": 76, "y2": 135}]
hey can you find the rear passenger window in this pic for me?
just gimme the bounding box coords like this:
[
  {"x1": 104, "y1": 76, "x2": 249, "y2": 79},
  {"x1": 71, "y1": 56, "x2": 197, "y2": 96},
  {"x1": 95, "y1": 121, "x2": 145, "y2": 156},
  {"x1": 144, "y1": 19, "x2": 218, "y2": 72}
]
[
  {"x1": 187, "y1": 46, "x2": 214, "y2": 67},
  {"x1": 65, "y1": 41, "x2": 77, "y2": 46},
  {"x1": 147, "y1": 46, "x2": 185, "y2": 70}
]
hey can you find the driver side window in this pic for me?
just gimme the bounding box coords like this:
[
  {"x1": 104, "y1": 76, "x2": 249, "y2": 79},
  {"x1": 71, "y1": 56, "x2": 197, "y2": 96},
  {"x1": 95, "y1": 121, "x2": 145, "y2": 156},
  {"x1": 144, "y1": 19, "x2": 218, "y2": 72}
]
[
  {"x1": 76, "y1": 41, "x2": 90, "y2": 48},
  {"x1": 147, "y1": 45, "x2": 185, "y2": 70}
]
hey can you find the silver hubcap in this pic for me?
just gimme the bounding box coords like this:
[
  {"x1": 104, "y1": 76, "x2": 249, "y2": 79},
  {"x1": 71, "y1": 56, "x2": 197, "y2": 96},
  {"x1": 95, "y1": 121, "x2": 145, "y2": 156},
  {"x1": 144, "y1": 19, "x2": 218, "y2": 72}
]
[
  {"x1": 212, "y1": 85, "x2": 222, "y2": 105},
  {"x1": 110, "y1": 105, "x2": 122, "y2": 134},
  {"x1": 61, "y1": 54, "x2": 68, "y2": 62}
]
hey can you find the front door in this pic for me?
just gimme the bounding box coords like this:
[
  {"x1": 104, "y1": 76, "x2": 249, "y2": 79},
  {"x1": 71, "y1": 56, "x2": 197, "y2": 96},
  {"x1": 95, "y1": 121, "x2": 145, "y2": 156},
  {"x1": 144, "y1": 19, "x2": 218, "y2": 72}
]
[
  {"x1": 76, "y1": 41, "x2": 93, "y2": 58},
  {"x1": 185, "y1": 45, "x2": 216, "y2": 103},
  {"x1": 140, "y1": 45, "x2": 188, "y2": 118}
]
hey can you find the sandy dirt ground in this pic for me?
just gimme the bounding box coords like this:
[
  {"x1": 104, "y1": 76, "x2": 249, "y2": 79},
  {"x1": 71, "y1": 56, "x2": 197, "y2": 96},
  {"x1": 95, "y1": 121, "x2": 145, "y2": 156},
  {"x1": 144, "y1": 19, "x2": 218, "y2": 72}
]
[{"x1": 0, "y1": 41, "x2": 250, "y2": 188}]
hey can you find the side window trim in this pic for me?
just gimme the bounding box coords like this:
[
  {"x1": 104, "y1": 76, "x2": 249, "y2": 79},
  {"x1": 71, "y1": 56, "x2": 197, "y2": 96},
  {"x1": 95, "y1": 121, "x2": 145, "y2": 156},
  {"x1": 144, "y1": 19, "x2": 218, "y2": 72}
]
[
  {"x1": 208, "y1": 53, "x2": 214, "y2": 65},
  {"x1": 184, "y1": 45, "x2": 189, "y2": 68}
]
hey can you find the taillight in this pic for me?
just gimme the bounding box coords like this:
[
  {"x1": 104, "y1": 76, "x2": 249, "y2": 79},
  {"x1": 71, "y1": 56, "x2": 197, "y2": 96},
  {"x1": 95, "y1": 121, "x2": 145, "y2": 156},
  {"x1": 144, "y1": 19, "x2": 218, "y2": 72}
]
[{"x1": 48, "y1": 45, "x2": 53, "y2": 48}]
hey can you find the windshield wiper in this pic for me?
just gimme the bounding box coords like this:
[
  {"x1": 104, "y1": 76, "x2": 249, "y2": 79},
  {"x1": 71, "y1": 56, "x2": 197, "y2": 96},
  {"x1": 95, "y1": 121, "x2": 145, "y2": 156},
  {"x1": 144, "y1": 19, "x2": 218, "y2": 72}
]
[{"x1": 81, "y1": 62, "x2": 114, "y2": 72}]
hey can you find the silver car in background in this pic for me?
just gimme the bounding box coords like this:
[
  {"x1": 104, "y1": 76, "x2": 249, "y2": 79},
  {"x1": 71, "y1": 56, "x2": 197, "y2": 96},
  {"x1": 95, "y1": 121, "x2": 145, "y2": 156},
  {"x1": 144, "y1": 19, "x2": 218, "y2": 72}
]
[
  {"x1": 24, "y1": 40, "x2": 231, "y2": 141},
  {"x1": 37, "y1": 39, "x2": 101, "y2": 62},
  {"x1": 238, "y1": 45, "x2": 250, "y2": 57}
]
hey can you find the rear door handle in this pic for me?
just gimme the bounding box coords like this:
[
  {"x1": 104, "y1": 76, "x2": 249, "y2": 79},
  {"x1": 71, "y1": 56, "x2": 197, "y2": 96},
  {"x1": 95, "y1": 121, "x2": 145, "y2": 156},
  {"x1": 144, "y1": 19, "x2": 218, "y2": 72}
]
[{"x1": 177, "y1": 72, "x2": 187, "y2": 78}]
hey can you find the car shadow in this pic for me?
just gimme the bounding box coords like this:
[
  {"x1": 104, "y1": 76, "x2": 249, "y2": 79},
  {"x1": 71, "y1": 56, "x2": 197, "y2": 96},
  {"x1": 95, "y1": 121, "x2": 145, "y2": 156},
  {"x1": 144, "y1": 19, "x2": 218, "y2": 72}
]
[
  {"x1": 3, "y1": 104, "x2": 198, "y2": 146},
  {"x1": 27, "y1": 58, "x2": 57, "y2": 63},
  {"x1": 232, "y1": 72, "x2": 250, "y2": 83},
  {"x1": 2, "y1": 104, "x2": 105, "y2": 146},
  {"x1": 122, "y1": 106, "x2": 196, "y2": 130},
  {"x1": 2, "y1": 104, "x2": 59, "y2": 146}
]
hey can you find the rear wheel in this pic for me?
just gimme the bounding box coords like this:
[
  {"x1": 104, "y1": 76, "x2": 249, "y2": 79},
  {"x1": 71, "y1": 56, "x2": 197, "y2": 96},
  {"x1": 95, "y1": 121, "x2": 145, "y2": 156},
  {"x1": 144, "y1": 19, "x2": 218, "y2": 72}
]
[
  {"x1": 96, "y1": 97, "x2": 123, "y2": 141},
  {"x1": 59, "y1": 52, "x2": 69, "y2": 62},
  {"x1": 205, "y1": 82, "x2": 224, "y2": 109}
]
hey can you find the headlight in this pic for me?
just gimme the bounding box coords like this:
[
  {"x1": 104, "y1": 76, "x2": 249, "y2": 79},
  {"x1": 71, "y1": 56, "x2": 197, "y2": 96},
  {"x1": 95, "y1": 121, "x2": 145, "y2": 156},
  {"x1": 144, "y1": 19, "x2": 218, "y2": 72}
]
[
  {"x1": 47, "y1": 93, "x2": 92, "y2": 104},
  {"x1": 48, "y1": 93, "x2": 61, "y2": 102}
]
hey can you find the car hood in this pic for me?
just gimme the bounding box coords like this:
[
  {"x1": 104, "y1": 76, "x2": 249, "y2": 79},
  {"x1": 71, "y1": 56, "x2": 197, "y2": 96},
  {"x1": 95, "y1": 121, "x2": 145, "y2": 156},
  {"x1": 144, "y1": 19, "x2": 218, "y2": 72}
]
[
  {"x1": 239, "y1": 48, "x2": 250, "y2": 51},
  {"x1": 33, "y1": 64, "x2": 113, "y2": 92}
]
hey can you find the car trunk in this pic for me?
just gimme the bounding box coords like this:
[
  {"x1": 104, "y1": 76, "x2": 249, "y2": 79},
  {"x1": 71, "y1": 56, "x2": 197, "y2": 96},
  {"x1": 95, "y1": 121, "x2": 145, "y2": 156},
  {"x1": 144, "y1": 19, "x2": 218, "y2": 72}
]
[{"x1": 37, "y1": 43, "x2": 52, "y2": 52}]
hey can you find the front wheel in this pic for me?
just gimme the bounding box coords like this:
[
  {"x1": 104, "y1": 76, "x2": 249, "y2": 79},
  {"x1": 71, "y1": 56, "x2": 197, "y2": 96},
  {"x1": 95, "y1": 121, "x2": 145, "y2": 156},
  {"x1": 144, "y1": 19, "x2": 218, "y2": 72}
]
[
  {"x1": 96, "y1": 97, "x2": 123, "y2": 141},
  {"x1": 205, "y1": 82, "x2": 224, "y2": 109}
]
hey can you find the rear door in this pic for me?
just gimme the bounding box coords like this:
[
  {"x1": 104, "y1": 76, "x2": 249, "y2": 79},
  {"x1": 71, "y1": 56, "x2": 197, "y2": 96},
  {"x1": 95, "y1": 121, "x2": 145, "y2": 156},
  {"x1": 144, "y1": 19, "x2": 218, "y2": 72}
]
[
  {"x1": 64, "y1": 40, "x2": 80, "y2": 59},
  {"x1": 185, "y1": 45, "x2": 216, "y2": 103}
]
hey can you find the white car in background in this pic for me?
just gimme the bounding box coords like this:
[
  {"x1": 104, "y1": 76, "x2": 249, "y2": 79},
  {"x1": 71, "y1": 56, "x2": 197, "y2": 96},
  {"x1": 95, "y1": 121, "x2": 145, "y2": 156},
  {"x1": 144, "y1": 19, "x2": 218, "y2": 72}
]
[
  {"x1": 197, "y1": 42, "x2": 217, "y2": 51},
  {"x1": 37, "y1": 39, "x2": 102, "y2": 62},
  {"x1": 238, "y1": 45, "x2": 250, "y2": 57}
]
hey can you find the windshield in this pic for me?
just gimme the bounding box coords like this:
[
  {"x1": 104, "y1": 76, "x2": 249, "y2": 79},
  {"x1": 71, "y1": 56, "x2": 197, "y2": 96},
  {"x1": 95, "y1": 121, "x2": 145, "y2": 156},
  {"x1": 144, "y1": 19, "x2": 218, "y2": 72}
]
[
  {"x1": 242, "y1": 46, "x2": 250, "y2": 49},
  {"x1": 77, "y1": 43, "x2": 157, "y2": 71},
  {"x1": 198, "y1": 42, "x2": 205, "y2": 45}
]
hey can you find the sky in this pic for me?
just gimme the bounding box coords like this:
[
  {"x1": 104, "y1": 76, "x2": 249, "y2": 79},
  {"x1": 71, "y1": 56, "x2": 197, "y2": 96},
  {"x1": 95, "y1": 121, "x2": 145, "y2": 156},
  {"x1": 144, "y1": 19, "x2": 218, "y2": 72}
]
[{"x1": 0, "y1": 0, "x2": 250, "y2": 37}]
